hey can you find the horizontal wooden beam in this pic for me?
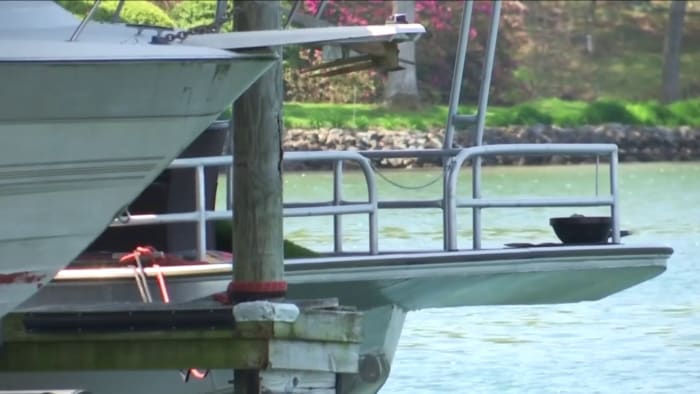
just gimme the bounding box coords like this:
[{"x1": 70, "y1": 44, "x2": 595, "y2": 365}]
[{"x1": 0, "y1": 304, "x2": 362, "y2": 373}]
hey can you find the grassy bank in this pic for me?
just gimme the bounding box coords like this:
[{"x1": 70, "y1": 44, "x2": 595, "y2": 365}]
[{"x1": 276, "y1": 99, "x2": 700, "y2": 131}]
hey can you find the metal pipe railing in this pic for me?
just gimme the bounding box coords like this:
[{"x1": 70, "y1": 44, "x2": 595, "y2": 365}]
[
  {"x1": 112, "y1": 144, "x2": 621, "y2": 259},
  {"x1": 445, "y1": 143, "x2": 619, "y2": 250},
  {"x1": 333, "y1": 161, "x2": 344, "y2": 253},
  {"x1": 610, "y1": 150, "x2": 620, "y2": 243},
  {"x1": 69, "y1": 0, "x2": 101, "y2": 42},
  {"x1": 443, "y1": 0, "x2": 474, "y2": 149},
  {"x1": 113, "y1": 152, "x2": 378, "y2": 261}
]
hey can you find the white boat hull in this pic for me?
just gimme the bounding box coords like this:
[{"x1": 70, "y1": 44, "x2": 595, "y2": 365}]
[{"x1": 0, "y1": 55, "x2": 276, "y2": 319}]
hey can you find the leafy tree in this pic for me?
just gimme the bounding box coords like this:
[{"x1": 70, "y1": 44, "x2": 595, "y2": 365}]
[{"x1": 661, "y1": 0, "x2": 688, "y2": 103}]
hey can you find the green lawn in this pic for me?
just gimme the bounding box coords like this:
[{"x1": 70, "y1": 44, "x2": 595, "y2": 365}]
[{"x1": 277, "y1": 98, "x2": 700, "y2": 130}]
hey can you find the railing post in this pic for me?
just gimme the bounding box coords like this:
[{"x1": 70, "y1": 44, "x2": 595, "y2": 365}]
[
  {"x1": 610, "y1": 150, "x2": 620, "y2": 243},
  {"x1": 443, "y1": 0, "x2": 474, "y2": 149},
  {"x1": 333, "y1": 160, "x2": 344, "y2": 253},
  {"x1": 364, "y1": 158, "x2": 379, "y2": 255},
  {"x1": 226, "y1": 162, "x2": 234, "y2": 210},
  {"x1": 69, "y1": 0, "x2": 101, "y2": 41},
  {"x1": 446, "y1": 156, "x2": 459, "y2": 251},
  {"x1": 442, "y1": 162, "x2": 451, "y2": 251},
  {"x1": 473, "y1": 1, "x2": 502, "y2": 147},
  {"x1": 595, "y1": 155, "x2": 600, "y2": 196},
  {"x1": 472, "y1": 157, "x2": 482, "y2": 250},
  {"x1": 195, "y1": 165, "x2": 207, "y2": 261}
]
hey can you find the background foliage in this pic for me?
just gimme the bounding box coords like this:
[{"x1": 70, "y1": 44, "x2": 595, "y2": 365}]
[{"x1": 57, "y1": 0, "x2": 700, "y2": 126}]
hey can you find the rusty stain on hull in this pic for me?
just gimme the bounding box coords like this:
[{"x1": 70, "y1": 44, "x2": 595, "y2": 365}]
[{"x1": 0, "y1": 271, "x2": 47, "y2": 285}]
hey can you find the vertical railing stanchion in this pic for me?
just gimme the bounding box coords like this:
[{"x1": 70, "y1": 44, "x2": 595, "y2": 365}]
[
  {"x1": 595, "y1": 155, "x2": 600, "y2": 196},
  {"x1": 446, "y1": 155, "x2": 462, "y2": 251},
  {"x1": 359, "y1": 157, "x2": 379, "y2": 255},
  {"x1": 444, "y1": 0, "x2": 474, "y2": 149},
  {"x1": 442, "y1": 163, "x2": 451, "y2": 251},
  {"x1": 195, "y1": 165, "x2": 207, "y2": 261},
  {"x1": 473, "y1": 1, "x2": 502, "y2": 148},
  {"x1": 610, "y1": 150, "x2": 620, "y2": 243},
  {"x1": 472, "y1": 157, "x2": 482, "y2": 250},
  {"x1": 332, "y1": 160, "x2": 344, "y2": 253},
  {"x1": 470, "y1": 1, "x2": 501, "y2": 250},
  {"x1": 226, "y1": 162, "x2": 233, "y2": 210},
  {"x1": 69, "y1": 0, "x2": 101, "y2": 41}
]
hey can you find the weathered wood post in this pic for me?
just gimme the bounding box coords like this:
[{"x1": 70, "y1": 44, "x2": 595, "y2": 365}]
[
  {"x1": 230, "y1": 0, "x2": 286, "y2": 303},
  {"x1": 225, "y1": 3, "x2": 363, "y2": 393},
  {"x1": 230, "y1": 1, "x2": 285, "y2": 392}
]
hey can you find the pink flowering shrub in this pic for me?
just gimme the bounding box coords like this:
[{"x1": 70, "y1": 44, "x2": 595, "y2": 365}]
[{"x1": 285, "y1": 0, "x2": 529, "y2": 105}]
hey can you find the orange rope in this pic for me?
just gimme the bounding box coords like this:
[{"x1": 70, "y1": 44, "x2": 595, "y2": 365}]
[
  {"x1": 152, "y1": 264, "x2": 170, "y2": 304},
  {"x1": 121, "y1": 246, "x2": 208, "y2": 382},
  {"x1": 151, "y1": 260, "x2": 208, "y2": 382},
  {"x1": 119, "y1": 246, "x2": 158, "y2": 264}
]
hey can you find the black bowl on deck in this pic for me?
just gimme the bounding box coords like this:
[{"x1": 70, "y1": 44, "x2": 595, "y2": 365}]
[{"x1": 550, "y1": 216, "x2": 612, "y2": 244}]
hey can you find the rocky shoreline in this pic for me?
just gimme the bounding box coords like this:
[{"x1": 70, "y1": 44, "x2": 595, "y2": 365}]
[{"x1": 282, "y1": 124, "x2": 700, "y2": 169}]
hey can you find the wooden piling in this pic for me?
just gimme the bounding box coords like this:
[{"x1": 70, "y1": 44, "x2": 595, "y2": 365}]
[
  {"x1": 229, "y1": 1, "x2": 304, "y2": 391},
  {"x1": 230, "y1": 0, "x2": 286, "y2": 303}
]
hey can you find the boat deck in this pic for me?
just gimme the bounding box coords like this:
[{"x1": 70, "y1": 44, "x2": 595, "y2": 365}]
[
  {"x1": 21, "y1": 243, "x2": 670, "y2": 313},
  {"x1": 16, "y1": 142, "x2": 673, "y2": 313}
]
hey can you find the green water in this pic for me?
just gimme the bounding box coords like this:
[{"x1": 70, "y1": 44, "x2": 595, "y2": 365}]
[{"x1": 278, "y1": 162, "x2": 700, "y2": 393}]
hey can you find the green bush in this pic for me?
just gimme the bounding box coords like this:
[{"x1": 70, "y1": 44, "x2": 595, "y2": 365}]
[
  {"x1": 57, "y1": 0, "x2": 175, "y2": 27},
  {"x1": 668, "y1": 99, "x2": 700, "y2": 126},
  {"x1": 511, "y1": 105, "x2": 553, "y2": 125},
  {"x1": 168, "y1": 0, "x2": 233, "y2": 32},
  {"x1": 56, "y1": 0, "x2": 113, "y2": 22},
  {"x1": 353, "y1": 116, "x2": 371, "y2": 130},
  {"x1": 581, "y1": 100, "x2": 640, "y2": 125},
  {"x1": 627, "y1": 102, "x2": 680, "y2": 126},
  {"x1": 282, "y1": 99, "x2": 700, "y2": 130}
]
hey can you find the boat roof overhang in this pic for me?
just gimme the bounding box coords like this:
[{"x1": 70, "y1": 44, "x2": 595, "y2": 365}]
[{"x1": 181, "y1": 24, "x2": 426, "y2": 51}]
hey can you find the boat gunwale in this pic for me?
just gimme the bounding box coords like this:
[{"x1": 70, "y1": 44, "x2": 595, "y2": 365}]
[
  {"x1": 54, "y1": 244, "x2": 672, "y2": 282},
  {"x1": 0, "y1": 52, "x2": 277, "y2": 63}
]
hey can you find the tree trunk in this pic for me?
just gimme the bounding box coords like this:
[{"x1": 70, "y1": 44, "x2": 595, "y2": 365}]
[
  {"x1": 232, "y1": 0, "x2": 284, "y2": 292},
  {"x1": 384, "y1": 0, "x2": 420, "y2": 109},
  {"x1": 661, "y1": 0, "x2": 687, "y2": 104}
]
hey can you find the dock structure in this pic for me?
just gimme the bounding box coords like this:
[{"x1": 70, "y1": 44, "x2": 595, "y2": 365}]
[
  {"x1": 225, "y1": 0, "x2": 366, "y2": 391},
  {"x1": 1, "y1": 1, "x2": 366, "y2": 392},
  {"x1": 1, "y1": 299, "x2": 362, "y2": 392}
]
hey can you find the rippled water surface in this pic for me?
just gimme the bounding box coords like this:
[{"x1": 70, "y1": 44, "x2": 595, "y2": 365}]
[{"x1": 280, "y1": 162, "x2": 700, "y2": 393}]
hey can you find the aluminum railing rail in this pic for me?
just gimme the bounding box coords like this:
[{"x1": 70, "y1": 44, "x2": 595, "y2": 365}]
[
  {"x1": 110, "y1": 144, "x2": 620, "y2": 261},
  {"x1": 111, "y1": 151, "x2": 379, "y2": 261},
  {"x1": 444, "y1": 143, "x2": 619, "y2": 250}
]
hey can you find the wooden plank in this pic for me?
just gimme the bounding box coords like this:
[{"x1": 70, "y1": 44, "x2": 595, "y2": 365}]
[
  {"x1": 4, "y1": 308, "x2": 361, "y2": 343},
  {"x1": 0, "y1": 338, "x2": 268, "y2": 371},
  {"x1": 0, "y1": 308, "x2": 361, "y2": 372},
  {"x1": 234, "y1": 309, "x2": 362, "y2": 343},
  {"x1": 0, "y1": 335, "x2": 360, "y2": 372},
  {"x1": 286, "y1": 309, "x2": 363, "y2": 343},
  {"x1": 260, "y1": 370, "x2": 335, "y2": 393},
  {"x1": 269, "y1": 339, "x2": 359, "y2": 373}
]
